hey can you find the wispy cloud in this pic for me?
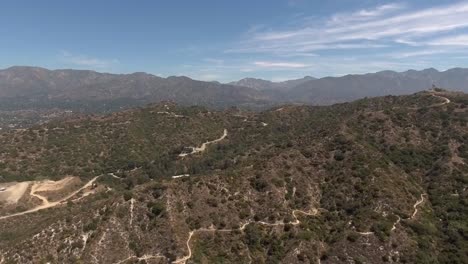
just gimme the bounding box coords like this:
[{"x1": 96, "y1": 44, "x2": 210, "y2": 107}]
[
  {"x1": 230, "y1": 1, "x2": 468, "y2": 56},
  {"x1": 59, "y1": 51, "x2": 119, "y2": 69},
  {"x1": 329, "y1": 3, "x2": 405, "y2": 25},
  {"x1": 391, "y1": 49, "x2": 453, "y2": 58},
  {"x1": 428, "y1": 34, "x2": 468, "y2": 46},
  {"x1": 179, "y1": 2, "x2": 468, "y2": 82}
]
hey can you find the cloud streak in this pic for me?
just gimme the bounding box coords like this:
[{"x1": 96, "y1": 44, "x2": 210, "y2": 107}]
[
  {"x1": 231, "y1": 1, "x2": 468, "y2": 56},
  {"x1": 180, "y1": 2, "x2": 468, "y2": 82}
]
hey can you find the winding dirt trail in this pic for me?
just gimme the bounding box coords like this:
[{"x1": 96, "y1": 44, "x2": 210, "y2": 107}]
[
  {"x1": 390, "y1": 92, "x2": 450, "y2": 111},
  {"x1": 179, "y1": 129, "x2": 228, "y2": 157},
  {"x1": 0, "y1": 176, "x2": 99, "y2": 220},
  {"x1": 410, "y1": 194, "x2": 425, "y2": 219},
  {"x1": 355, "y1": 93, "x2": 443, "y2": 235},
  {"x1": 357, "y1": 193, "x2": 426, "y2": 236},
  {"x1": 172, "y1": 209, "x2": 318, "y2": 264},
  {"x1": 430, "y1": 94, "x2": 451, "y2": 107},
  {"x1": 114, "y1": 254, "x2": 167, "y2": 264}
]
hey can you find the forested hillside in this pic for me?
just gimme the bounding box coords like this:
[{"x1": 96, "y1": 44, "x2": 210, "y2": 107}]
[{"x1": 0, "y1": 90, "x2": 466, "y2": 263}]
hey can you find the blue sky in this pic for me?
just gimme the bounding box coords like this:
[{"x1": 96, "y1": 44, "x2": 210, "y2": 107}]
[{"x1": 1, "y1": 0, "x2": 468, "y2": 81}]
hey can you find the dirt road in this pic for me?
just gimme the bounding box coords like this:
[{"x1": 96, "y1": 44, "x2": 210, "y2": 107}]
[
  {"x1": 431, "y1": 94, "x2": 451, "y2": 107},
  {"x1": 179, "y1": 129, "x2": 228, "y2": 157}
]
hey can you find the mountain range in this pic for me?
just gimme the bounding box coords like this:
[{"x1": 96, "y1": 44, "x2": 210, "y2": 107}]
[
  {"x1": 230, "y1": 68, "x2": 468, "y2": 105},
  {"x1": 1, "y1": 66, "x2": 468, "y2": 113},
  {"x1": 0, "y1": 66, "x2": 269, "y2": 111}
]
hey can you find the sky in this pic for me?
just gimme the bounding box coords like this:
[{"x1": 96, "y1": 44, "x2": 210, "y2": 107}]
[{"x1": 1, "y1": 0, "x2": 468, "y2": 82}]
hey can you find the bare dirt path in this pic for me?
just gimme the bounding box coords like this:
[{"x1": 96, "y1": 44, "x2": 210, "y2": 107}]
[
  {"x1": 0, "y1": 176, "x2": 99, "y2": 220},
  {"x1": 391, "y1": 216, "x2": 401, "y2": 231},
  {"x1": 172, "y1": 174, "x2": 190, "y2": 179},
  {"x1": 430, "y1": 93, "x2": 451, "y2": 106},
  {"x1": 410, "y1": 194, "x2": 425, "y2": 219},
  {"x1": 390, "y1": 91, "x2": 451, "y2": 111},
  {"x1": 29, "y1": 184, "x2": 49, "y2": 205},
  {"x1": 129, "y1": 198, "x2": 135, "y2": 226},
  {"x1": 114, "y1": 254, "x2": 167, "y2": 264},
  {"x1": 357, "y1": 193, "x2": 426, "y2": 236},
  {"x1": 172, "y1": 209, "x2": 318, "y2": 264},
  {"x1": 157, "y1": 111, "x2": 186, "y2": 118},
  {"x1": 179, "y1": 129, "x2": 228, "y2": 157}
]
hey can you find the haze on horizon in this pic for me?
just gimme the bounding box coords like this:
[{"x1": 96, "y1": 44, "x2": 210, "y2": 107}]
[{"x1": 2, "y1": 0, "x2": 468, "y2": 82}]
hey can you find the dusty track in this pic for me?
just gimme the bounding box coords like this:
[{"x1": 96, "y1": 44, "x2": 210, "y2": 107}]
[
  {"x1": 114, "y1": 254, "x2": 166, "y2": 264},
  {"x1": 357, "y1": 193, "x2": 426, "y2": 236},
  {"x1": 410, "y1": 194, "x2": 426, "y2": 219},
  {"x1": 430, "y1": 94, "x2": 451, "y2": 107},
  {"x1": 179, "y1": 129, "x2": 228, "y2": 157}
]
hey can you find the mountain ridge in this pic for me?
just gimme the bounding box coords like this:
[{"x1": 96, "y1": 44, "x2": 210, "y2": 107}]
[
  {"x1": 1, "y1": 66, "x2": 468, "y2": 113},
  {"x1": 0, "y1": 66, "x2": 271, "y2": 111}
]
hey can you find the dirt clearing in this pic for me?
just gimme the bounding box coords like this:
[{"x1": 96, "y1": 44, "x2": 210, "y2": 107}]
[{"x1": 0, "y1": 182, "x2": 30, "y2": 204}]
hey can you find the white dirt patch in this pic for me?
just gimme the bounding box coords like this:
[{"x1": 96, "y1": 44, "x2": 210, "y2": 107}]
[
  {"x1": 0, "y1": 176, "x2": 99, "y2": 220},
  {"x1": 33, "y1": 177, "x2": 75, "y2": 193},
  {"x1": 0, "y1": 182, "x2": 30, "y2": 204}
]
